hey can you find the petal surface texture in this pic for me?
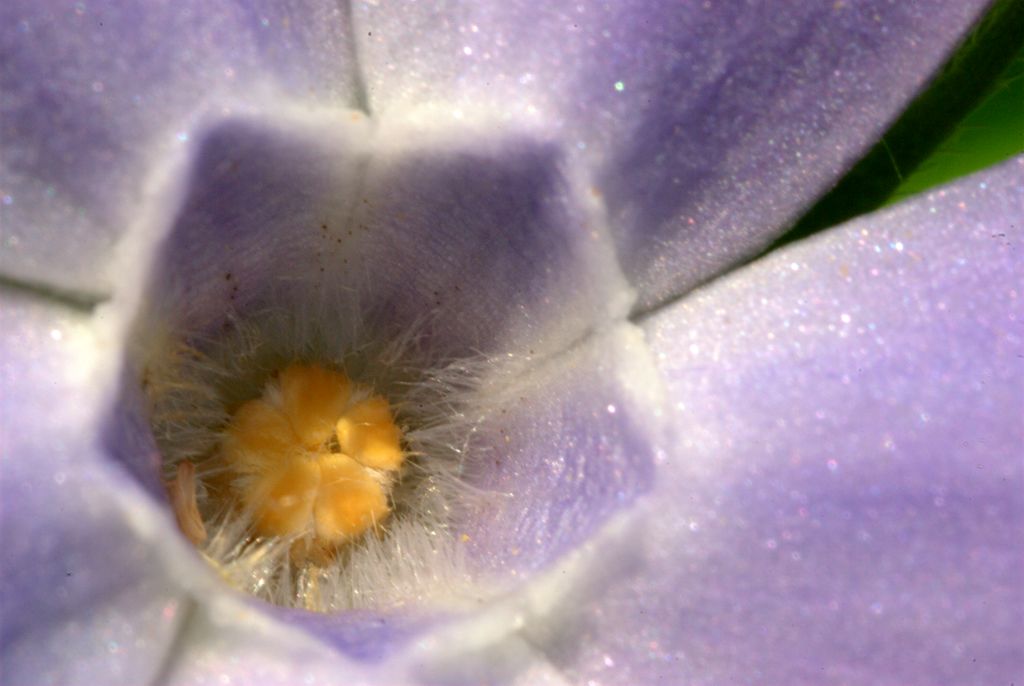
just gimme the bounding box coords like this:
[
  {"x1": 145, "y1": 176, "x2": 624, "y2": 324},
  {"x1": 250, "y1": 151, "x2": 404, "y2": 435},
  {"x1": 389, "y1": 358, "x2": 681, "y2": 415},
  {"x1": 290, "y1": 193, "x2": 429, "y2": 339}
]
[
  {"x1": 137, "y1": 116, "x2": 630, "y2": 361},
  {"x1": 551, "y1": 159, "x2": 1023, "y2": 684},
  {"x1": 0, "y1": 291, "x2": 188, "y2": 685},
  {"x1": 356, "y1": 0, "x2": 992, "y2": 307},
  {"x1": 446, "y1": 324, "x2": 662, "y2": 576},
  {"x1": 0, "y1": 0, "x2": 360, "y2": 295}
]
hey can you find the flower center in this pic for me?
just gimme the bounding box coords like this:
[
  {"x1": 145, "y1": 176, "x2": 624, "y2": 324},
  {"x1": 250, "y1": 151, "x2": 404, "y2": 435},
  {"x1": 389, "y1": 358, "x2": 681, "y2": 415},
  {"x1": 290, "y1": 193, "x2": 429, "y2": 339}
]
[{"x1": 169, "y1": 363, "x2": 405, "y2": 560}]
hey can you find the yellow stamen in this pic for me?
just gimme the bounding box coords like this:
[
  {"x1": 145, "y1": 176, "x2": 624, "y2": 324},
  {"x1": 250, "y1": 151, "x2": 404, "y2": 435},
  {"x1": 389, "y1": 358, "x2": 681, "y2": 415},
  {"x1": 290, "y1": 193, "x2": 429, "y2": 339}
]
[
  {"x1": 279, "y1": 364, "x2": 352, "y2": 449},
  {"x1": 336, "y1": 396, "x2": 405, "y2": 472},
  {"x1": 314, "y1": 454, "x2": 390, "y2": 542},
  {"x1": 246, "y1": 458, "x2": 320, "y2": 537},
  {"x1": 211, "y1": 363, "x2": 405, "y2": 549},
  {"x1": 222, "y1": 399, "x2": 300, "y2": 474}
]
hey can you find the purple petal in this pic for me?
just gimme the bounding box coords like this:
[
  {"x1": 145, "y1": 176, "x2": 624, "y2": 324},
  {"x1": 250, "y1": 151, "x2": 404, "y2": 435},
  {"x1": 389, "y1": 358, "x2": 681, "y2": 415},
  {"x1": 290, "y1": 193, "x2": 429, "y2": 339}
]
[
  {"x1": 342, "y1": 124, "x2": 631, "y2": 356},
  {"x1": 447, "y1": 325, "x2": 660, "y2": 576},
  {"x1": 3, "y1": 579, "x2": 185, "y2": 686},
  {"x1": 355, "y1": 0, "x2": 992, "y2": 307},
  {"x1": 160, "y1": 604, "x2": 386, "y2": 686},
  {"x1": 0, "y1": 1, "x2": 361, "y2": 295},
  {"x1": 547, "y1": 158, "x2": 1024, "y2": 684},
  {"x1": 0, "y1": 291, "x2": 187, "y2": 684},
  {"x1": 139, "y1": 116, "x2": 629, "y2": 360}
]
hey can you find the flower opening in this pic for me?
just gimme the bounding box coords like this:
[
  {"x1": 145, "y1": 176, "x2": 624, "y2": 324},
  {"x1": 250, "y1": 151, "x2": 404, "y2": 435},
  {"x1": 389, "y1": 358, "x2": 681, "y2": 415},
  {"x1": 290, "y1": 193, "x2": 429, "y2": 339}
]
[{"x1": 101, "y1": 115, "x2": 654, "y2": 626}]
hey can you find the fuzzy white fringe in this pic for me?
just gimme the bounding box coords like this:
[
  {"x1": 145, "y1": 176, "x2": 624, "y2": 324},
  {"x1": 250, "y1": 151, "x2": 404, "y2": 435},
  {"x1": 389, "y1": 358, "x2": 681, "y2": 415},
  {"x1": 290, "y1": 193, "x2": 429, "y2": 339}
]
[{"x1": 134, "y1": 296, "x2": 522, "y2": 613}]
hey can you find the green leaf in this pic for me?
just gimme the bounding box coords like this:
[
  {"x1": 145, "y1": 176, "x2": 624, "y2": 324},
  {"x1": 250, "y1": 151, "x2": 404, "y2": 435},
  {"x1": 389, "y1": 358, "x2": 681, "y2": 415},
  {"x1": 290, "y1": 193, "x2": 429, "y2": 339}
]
[{"x1": 771, "y1": 0, "x2": 1024, "y2": 249}]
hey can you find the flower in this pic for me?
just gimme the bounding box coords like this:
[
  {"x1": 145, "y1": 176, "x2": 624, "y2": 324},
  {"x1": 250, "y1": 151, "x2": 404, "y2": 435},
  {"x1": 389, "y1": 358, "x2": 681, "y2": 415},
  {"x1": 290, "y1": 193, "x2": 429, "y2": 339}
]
[{"x1": 1, "y1": 2, "x2": 1021, "y2": 685}]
